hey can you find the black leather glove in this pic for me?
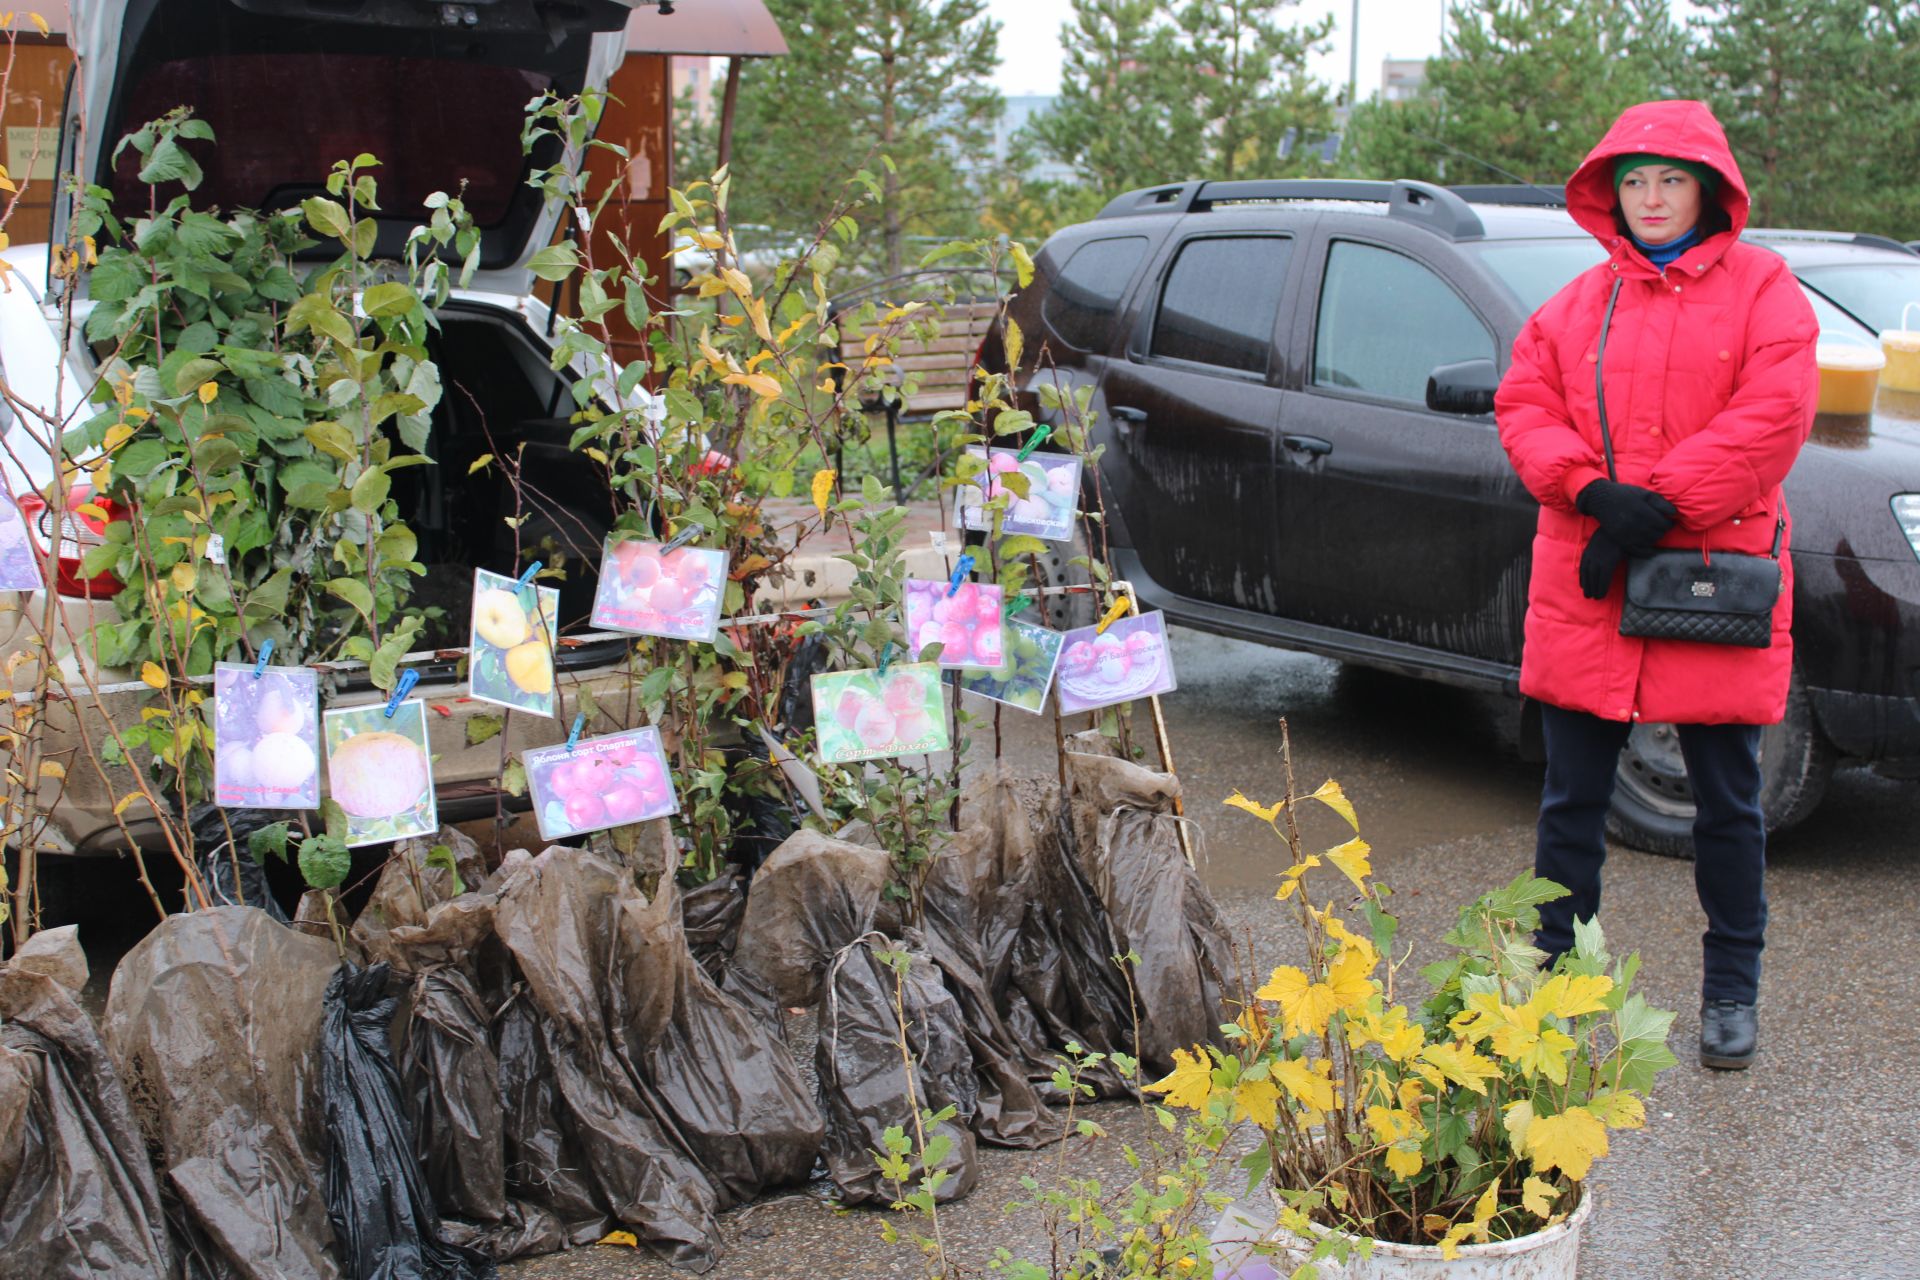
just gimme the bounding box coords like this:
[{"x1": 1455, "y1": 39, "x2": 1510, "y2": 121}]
[
  {"x1": 1576, "y1": 479, "x2": 1679, "y2": 552},
  {"x1": 1578, "y1": 530, "x2": 1625, "y2": 600}
]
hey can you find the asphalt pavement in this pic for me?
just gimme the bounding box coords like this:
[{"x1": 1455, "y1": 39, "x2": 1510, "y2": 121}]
[{"x1": 501, "y1": 626, "x2": 1920, "y2": 1280}]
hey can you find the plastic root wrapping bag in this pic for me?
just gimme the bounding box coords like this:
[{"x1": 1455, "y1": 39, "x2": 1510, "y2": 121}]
[
  {"x1": 0, "y1": 927, "x2": 175, "y2": 1278},
  {"x1": 320, "y1": 962, "x2": 494, "y2": 1280},
  {"x1": 105, "y1": 905, "x2": 344, "y2": 1280},
  {"x1": 816, "y1": 934, "x2": 979, "y2": 1207}
]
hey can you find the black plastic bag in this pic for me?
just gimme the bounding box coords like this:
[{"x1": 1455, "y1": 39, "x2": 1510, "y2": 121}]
[
  {"x1": 816, "y1": 936, "x2": 978, "y2": 1207},
  {"x1": 191, "y1": 803, "x2": 291, "y2": 921},
  {"x1": 0, "y1": 928, "x2": 174, "y2": 1278},
  {"x1": 681, "y1": 867, "x2": 747, "y2": 982},
  {"x1": 402, "y1": 968, "x2": 506, "y2": 1224},
  {"x1": 321, "y1": 963, "x2": 494, "y2": 1280}
]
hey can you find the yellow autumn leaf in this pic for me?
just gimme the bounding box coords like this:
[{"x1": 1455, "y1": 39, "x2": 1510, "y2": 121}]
[
  {"x1": 197, "y1": 381, "x2": 219, "y2": 404},
  {"x1": 1438, "y1": 1179, "x2": 1500, "y2": 1259},
  {"x1": 1365, "y1": 1103, "x2": 1420, "y2": 1145},
  {"x1": 1271, "y1": 1056, "x2": 1337, "y2": 1112},
  {"x1": 1231, "y1": 1075, "x2": 1281, "y2": 1129},
  {"x1": 810, "y1": 468, "x2": 836, "y2": 518},
  {"x1": 723, "y1": 371, "x2": 781, "y2": 398},
  {"x1": 744, "y1": 294, "x2": 773, "y2": 344},
  {"x1": 1529, "y1": 972, "x2": 1614, "y2": 1020},
  {"x1": 1349, "y1": 1004, "x2": 1425, "y2": 1062},
  {"x1": 1255, "y1": 965, "x2": 1338, "y2": 1038},
  {"x1": 1522, "y1": 1175, "x2": 1559, "y2": 1217},
  {"x1": 140, "y1": 662, "x2": 167, "y2": 689},
  {"x1": 37, "y1": 760, "x2": 65, "y2": 780},
  {"x1": 102, "y1": 422, "x2": 135, "y2": 455},
  {"x1": 1524, "y1": 1106, "x2": 1609, "y2": 1181},
  {"x1": 1325, "y1": 944, "x2": 1376, "y2": 1012},
  {"x1": 1308, "y1": 778, "x2": 1359, "y2": 829},
  {"x1": 170, "y1": 561, "x2": 198, "y2": 593},
  {"x1": 1588, "y1": 1090, "x2": 1646, "y2": 1130},
  {"x1": 1416, "y1": 1040, "x2": 1502, "y2": 1095},
  {"x1": 1323, "y1": 836, "x2": 1372, "y2": 890},
  {"x1": 597, "y1": 1230, "x2": 639, "y2": 1248},
  {"x1": 30, "y1": 11, "x2": 48, "y2": 35},
  {"x1": 720, "y1": 266, "x2": 753, "y2": 299},
  {"x1": 1144, "y1": 1046, "x2": 1215, "y2": 1111},
  {"x1": 1223, "y1": 789, "x2": 1285, "y2": 824},
  {"x1": 1005, "y1": 316, "x2": 1024, "y2": 375},
  {"x1": 1384, "y1": 1141, "x2": 1424, "y2": 1179},
  {"x1": 113, "y1": 791, "x2": 146, "y2": 817}
]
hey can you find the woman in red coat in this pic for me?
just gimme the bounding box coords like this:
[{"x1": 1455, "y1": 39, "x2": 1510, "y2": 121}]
[{"x1": 1496, "y1": 99, "x2": 1818, "y2": 1071}]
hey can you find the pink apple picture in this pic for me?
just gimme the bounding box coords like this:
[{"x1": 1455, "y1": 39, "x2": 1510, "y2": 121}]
[
  {"x1": 213, "y1": 663, "x2": 322, "y2": 810},
  {"x1": 954, "y1": 446, "x2": 1081, "y2": 542},
  {"x1": 904, "y1": 578, "x2": 1005, "y2": 670},
  {"x1": 1054, "y1": 610, "x2": 1177, "y2": 715},
  {"x1": 591, "y1": 536, "x2": 728, "y2": 643},
  {"x1": 524, "y1": 725, "x2": 678, "y2": 841},
  {"x1": 810, "y1": 664, "x2": 949, "y2": 764}
]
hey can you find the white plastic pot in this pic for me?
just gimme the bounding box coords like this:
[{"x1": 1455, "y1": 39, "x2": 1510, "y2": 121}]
[{"x1": 1212, "y1": 1185, "x2": 1592, "y2": 1280}]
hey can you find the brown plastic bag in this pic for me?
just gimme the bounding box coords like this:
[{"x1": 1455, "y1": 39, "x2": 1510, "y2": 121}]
[
  {"x1": 106, "y1": 906, "x2": 344, "y2": 1280},
  {"x1": 0, "y1": 928, "x2": 174, "y2": 1278}
]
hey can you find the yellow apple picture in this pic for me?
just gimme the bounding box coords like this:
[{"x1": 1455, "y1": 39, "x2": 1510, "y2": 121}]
[{"x1": 469, "y1": 568, "x2": 560, "y2": 716}]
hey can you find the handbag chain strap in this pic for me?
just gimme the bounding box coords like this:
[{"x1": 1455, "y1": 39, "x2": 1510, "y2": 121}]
[{"x1": 1590, "y1": 274, "x2": 1784, "y2": 561}]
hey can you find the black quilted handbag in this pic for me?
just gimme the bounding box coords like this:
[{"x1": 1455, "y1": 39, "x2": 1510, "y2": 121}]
[{"x1": 1592, "y1": 278, "x2": 1782, "y2": 649}]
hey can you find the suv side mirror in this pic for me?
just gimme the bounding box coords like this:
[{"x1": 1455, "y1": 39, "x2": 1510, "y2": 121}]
[{"x1": 1426, "y1": 358, "x2": 1499, "y2": 416}]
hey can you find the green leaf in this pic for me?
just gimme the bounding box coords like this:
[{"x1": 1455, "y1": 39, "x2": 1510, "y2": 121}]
[
  {"x1": 88, "y1": 252, "x2": 147, "y2": 302},
  {"x1": 297, "y1": 835, "x2": 351, "y2": 891},
  {"x1": 467, "y1": 714, "x2": 504, "y2": 746},
  {"x1": 326, "y1": 577, "x2": 375, "y2": 619},
  {"x1": 249, "y1": 821, "x2": 291, "y2": 864},
  {"x1": 351, "y1": 218, "x2": 377, "y2": 260},
  {"x1": 424, "y1": 843, "x2": 466, "y2": 897},
  {"x1": 527, "y1": 243, "x2": 580, "y2": 282},
  {"x1": 995, "y1": 534, "x2": 1048, "y2": 561},
  {"x1": 301, "y1": 196, "x2": 352, "y2": 241},
  {"x1": 192, "y1": 436, "x2": 243, "y2": 473},
  {"x1": 138, "y1": 137, "x2": 204, "y2": 190},
  {"x1": 368, "y1": 392, "x2": 426, "y2": 427},
  {"x1": 242, "y1": 567, "x2": 292, "y2": 623},
  {"x1": 361, "y1": 281, "x2": 415, "y2": 317},
  {"x1": 171, "y1": 357, "x2": 226, "y2": 397},
  {"x1": 305, "y1": 421, "x2": 359, "y2": 462},
  {"x1": 349, "y1": 468, "x2": 391, "y2": 514}
]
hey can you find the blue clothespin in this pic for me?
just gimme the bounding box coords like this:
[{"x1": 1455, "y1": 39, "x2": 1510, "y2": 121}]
[
  {"x1": 383, "y1": 668, "x2": 419, "y2": 718},
  {"x1": 515, "y1": 561, "x2": 543, "y2": 588},
  {"x1": 1015, "y1": 424, "x2": 1054, "y2": 462},
  {"x1": 253, "y1": 638, "x2": 273, "y2": 679},
  {"x1": 878, "y1": 641, "x2": 895, "y2": 674},
  {"x1": 662, "y1": 524, "x2": 701, "y2": 553},
  {"x1": 565, "y1": 712, "x2": 585, "y2": 752},
  {"x1": 1002, "y1": 592, "x2": 1033, "y2": 619},
  {"x1": 947, "y1": 553, "x2": 975, "y2": 597}
]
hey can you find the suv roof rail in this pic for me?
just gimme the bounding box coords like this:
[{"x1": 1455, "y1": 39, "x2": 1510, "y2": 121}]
[
  {"x1": 1448, "y1": 183, "x2": 1567, "y2": 207},
  {"x1": 1745, "y1": 228, "x2": 1920, "y2": 256},
  {"x1": 1093, "y1": 178, "x2": 1486, "y2": 240}
]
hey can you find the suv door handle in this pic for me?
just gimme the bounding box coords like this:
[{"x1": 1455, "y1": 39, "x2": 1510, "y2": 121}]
[
  {"x1": 1110, "y1": 405, "x2": 1147, "y2": 440},
  {"x1": 1283, "y1": 434, "x2": 1332, "y2": 458}
]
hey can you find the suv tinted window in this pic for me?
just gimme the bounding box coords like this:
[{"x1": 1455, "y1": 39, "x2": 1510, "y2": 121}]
[
  {"x1": 1150, "y1": 237, "x2": 1292, "y2": 374},
  {"x1": 1314, "y1": 241, "x2": 1494, "y2": 401},
  {"x1": 1043, "y1": 237, "x2": 1148, "y2": 351}
]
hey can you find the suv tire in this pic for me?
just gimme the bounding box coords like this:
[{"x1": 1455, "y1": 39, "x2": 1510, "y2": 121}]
[
  {"x1": 1606, "y1": 671, "x2": 1835, "y2": 858},
  {"x1": 1037, "y1": 527, "x2": 1098, "y2": 631}
]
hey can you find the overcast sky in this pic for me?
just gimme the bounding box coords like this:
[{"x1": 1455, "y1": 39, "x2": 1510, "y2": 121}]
[{"x1": 986, "y1": 0, "x2": 1706, "y2": 102}]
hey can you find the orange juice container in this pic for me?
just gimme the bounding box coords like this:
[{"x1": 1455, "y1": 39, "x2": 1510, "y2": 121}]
[
  {"x1": 1881, "y1": 304, "x2": 1920, "y2": 393},
  {"x1": 1815, "y1": 343, "x2": 1885, "y2": 415}
]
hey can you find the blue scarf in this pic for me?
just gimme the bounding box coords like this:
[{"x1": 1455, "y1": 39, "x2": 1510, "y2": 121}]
[{"x1": 1632, "y1": 225, "x2": 1701, "y2": 271}]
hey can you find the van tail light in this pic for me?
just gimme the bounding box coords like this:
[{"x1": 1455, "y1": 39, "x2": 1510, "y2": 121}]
[{"x1": 17, "y1": 487, "x2": 130, "y2": 598}]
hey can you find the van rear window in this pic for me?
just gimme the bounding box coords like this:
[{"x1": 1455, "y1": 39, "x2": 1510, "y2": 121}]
[
  {"x1": 1042, "y1": 237, "x2": 1148, "y2": 352},
  {"x1": 111, "y1": 54, "x2": 546, "y2": 228}
]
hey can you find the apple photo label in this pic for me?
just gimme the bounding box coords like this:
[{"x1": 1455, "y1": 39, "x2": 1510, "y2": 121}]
[
  {"x1": 470, "y1": 568, "x2": 561, "y2": 717},
  {"x1": 524, "y1": 725, "x2": 679, "y2": 841},
  {"x1": 591, "y1": 537, "x2": 728, "y2": 643},
  {"x1": 213, "y1": 663, "x2": 323, "y2": 809}
]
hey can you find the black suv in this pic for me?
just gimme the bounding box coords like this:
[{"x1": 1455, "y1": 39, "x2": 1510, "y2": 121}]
[{"x1": 996, "y1": 179, "x2": 1920, "y2": 854}]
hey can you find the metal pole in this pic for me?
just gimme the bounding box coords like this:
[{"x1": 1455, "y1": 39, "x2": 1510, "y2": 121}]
[{"x1": 1348, "y1": 0, "x2": 1361, "y2": 110}]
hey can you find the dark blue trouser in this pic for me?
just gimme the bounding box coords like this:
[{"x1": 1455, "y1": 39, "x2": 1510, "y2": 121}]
[{"x1": 1533, "y1": 703, "x2": 1767, "y2": 1003}]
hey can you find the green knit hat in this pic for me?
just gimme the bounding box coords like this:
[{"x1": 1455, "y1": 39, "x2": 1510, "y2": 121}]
[{"x1": 1612, "y1": 153, "x2": 1720, "y2": 193}]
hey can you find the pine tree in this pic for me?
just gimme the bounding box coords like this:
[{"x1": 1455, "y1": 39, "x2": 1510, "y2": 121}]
[
  {"x1": 1345, "y1": 0, "x2": 1683, "y2": 187},
  {"x1": 1022, "y1": 0, "x2": 1334, "y2": 196},
  {"x1": 1686, "y1": 0, "x2": 1918, "y2": 236},
  {"x1": 711, "y1": 0, "x2": 1003, "y2": 276}
]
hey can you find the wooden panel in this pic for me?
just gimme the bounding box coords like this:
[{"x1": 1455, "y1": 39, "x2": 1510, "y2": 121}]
[{"x1": 2, "y1": 39, "x2": 72, "y2": 246}]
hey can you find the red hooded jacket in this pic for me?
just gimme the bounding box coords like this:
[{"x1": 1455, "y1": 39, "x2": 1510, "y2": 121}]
[{"x1": 1495, "y1": 99, "x2": 1819, "y2": 726}]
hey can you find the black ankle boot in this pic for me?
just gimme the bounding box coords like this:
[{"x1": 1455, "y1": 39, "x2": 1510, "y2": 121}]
[{"x1": 1700, "y1": 999, "x2": 1757, "y2": 1070}]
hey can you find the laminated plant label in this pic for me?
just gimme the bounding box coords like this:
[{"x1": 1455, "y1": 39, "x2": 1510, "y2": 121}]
[
  {"x1": 0, "y1": 500, "x2": 41, "y2": 590},
  {"x1": 905, "y1": 578, "x2": 1006, "y2": 669},
  {"x1": 525, "y1": 726, "x2": 679, "y2": 840},
  {"x1": 213, "y1": 664, "x2": 322, "y2": 809},
  {"x1": 469, "y1": 569, "x2": 561, "y2": 716},
  {"x1": 592, "y1": 537, "x2": 729, "y2": 643},
  {"x1": 811, "y1": 664, "x2": 950, "y2": 763},
  {"x1": 1055, "y1": 611, "x2": 1178, "y2": 715},
  {"x1": 323, "y1": 701, "x2": 438, "y2": 848},
  {"x1": 959, "y1": 619, "x2": 1065, "y2": 714},
  {"x1": 955, "y1": 446, "x2": 1081, "y2": 542}
]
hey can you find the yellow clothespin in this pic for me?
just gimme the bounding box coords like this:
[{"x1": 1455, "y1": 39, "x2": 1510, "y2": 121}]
[{"x1": 1094, "y1": 595, "x2": 1133, "y2": 635}]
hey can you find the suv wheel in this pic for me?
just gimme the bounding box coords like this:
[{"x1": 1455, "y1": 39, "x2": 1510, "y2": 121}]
[
  {"x1": 1606, "y1": 671, "x2": 1835, "y2": 858},
  {"x1": 1036, "y1": 527, "x2": 1098, "y2": 631}
]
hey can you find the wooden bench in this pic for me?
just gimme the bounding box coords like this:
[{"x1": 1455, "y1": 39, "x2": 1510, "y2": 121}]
[{"x1": 831, "y1": 297, "x2": 999, "y2": 494}]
